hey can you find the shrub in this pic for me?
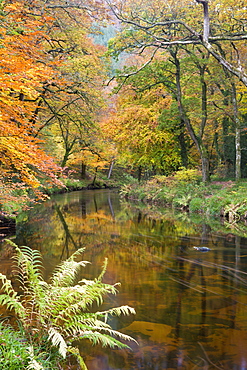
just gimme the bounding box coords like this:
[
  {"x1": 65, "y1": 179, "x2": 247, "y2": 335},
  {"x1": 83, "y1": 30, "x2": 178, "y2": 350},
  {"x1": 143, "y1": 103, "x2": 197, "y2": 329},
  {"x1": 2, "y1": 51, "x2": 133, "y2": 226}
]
[{"x1": 173, "y1": 167, "x2": 201, "y2": 183}]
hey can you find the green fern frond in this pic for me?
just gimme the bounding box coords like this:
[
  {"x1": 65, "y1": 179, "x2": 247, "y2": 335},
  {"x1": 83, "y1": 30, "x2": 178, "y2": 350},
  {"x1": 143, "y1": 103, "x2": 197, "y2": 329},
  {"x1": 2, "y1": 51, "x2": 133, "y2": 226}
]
[
  {"x1": 13, "y1": 244, "x2": 43, "y2": 278},
  {"x1": 0, "y1": 242, "x2": 137, "y2": 367},
  {"x1": 78, "y1": 279, "x2": 95, "y2": 285},
  {"x1": 100, "y1": 305, "x2": 136, "y2": 318},
  {"x1": 67, "y1": 248, "x2": 86, "y2": 261},
  {"x1": 51, "y1": 259, "x2": 90, "y2": 287},
  {"x1": 96, "y1": 258, "x2": 108, "y2": 282},
  {"x1": 60, "y1": 317, "x2": 112, "y2": 338},
  {"x1": 10, "y1": 243, "x2": 44, "y2": 302},
  {"x1": 55, "y1": 282, "x2": 119, "y2": 320},
  {"x1": 48, "y1": 327, "x2": 67, "y2": 359},
  {"x1": 0, "y1": 273, "x2": 26, "y2": 320},
  {"x1": 38, "y1": 281, "x2": 49, "y2": 290},
  {"x1": 85, "y1": 326, "x2": 138, "y2": 345},
  {"x1": 0, "y1": 272, "x2": 15, "y2": 295},
  {"x1": 61, "y1": 317, "x2": 137, "y2": 347},
  {"x1": 43, "y1": 284, "x2": 95, "y2": 319},
  {"x1": 0, "y1": 293, "x2": 26, "y2": 320},
  {"x1": 79, "y1": 330, "x2": 133, "y2": 349}
]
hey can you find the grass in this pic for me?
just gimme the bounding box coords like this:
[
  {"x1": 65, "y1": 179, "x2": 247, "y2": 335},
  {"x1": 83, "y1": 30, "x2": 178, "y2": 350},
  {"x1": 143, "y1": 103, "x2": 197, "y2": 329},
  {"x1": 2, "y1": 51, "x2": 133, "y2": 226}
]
[{"x1": 0, "y1": 321, "x2": 59, "y2": 369}]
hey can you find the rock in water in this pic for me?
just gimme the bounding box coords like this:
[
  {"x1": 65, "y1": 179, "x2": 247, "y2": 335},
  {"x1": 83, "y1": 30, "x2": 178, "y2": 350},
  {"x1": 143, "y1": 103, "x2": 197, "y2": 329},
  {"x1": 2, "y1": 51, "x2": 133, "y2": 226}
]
[{"x1": 193, "y1": 246, "x2": 211, "y2": 252}]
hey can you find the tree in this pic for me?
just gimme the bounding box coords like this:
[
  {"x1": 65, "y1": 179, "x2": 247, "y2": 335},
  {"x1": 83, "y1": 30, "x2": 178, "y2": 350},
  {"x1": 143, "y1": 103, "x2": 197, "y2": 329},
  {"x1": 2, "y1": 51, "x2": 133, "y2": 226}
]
[
  {"x1": 107, "y1": 0, "x2": 247, "y2": 85},
  {"x1": 0, "y1": 0, "x2": 111, "y2": 211},
  {"x1": 0, "y1": 0, "x2": 63, "y2": 209},
  {"x1": 33, "y1": 0, "x2": 110, "y2": 174},
  {"x1": 101, "y1": 81, "x2": 181, "y2": 177}
]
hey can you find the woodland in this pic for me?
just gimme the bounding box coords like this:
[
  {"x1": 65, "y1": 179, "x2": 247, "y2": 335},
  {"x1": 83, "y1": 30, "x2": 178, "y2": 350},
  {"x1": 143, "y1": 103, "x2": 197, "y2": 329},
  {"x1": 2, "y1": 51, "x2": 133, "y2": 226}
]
[
  {"x1": 0, "y1": 0, "x2": 247, "y2": 367},
  {"x1": 0, "y1": 0, "x2": 247, "y2": 216}
]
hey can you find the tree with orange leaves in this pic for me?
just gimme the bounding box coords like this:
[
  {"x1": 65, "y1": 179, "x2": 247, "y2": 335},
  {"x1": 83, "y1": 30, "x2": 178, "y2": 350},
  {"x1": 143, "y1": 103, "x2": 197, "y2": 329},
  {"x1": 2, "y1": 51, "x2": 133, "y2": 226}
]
[{"x1": 0, "y1": 0, "x2": 63, "y2": 212}]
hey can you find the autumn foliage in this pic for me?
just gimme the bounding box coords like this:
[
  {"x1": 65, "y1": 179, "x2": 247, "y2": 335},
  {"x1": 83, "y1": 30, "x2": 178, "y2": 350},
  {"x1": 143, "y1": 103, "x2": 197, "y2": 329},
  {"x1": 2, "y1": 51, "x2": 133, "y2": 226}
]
[
  {"x1": 0, "y1": 0, "x2": 108, "y2": 212},
  {"x1": 0, "y1": 0, "x2": 63, "y2": 207},
  {"x1": 1, "y1": 0, "x2": 247, "y2": 213}
]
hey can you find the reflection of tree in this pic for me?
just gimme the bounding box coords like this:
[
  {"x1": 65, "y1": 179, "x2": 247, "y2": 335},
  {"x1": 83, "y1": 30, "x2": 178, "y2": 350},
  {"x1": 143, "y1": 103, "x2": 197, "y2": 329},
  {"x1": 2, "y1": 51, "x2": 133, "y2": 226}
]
[
  {"x1": 93, "y1": 194, "x2": 98, "y2": 213},
  {"x1": 197, "y1": 342, "x2": 224, "y2": 370},
  {"x1": 200, "y1": 223, "x2": 211, "y2": 245},
  {"x1": 80, "y1": 198, "x2": 87, "y2": 219},
  {"x1": 171, "y1": 255, "x2": 208, "y2": 368},
  {"x1": 54, "y1": 204, "x2": 80, "y2": 259},
  {"x1": 51, "y1": 193, "x2": 119, "y2": 261},
  {"x1": 170, "y1": 249, "x2": 247, "y2": 368},
  {"x1": 108, "y1": 194, "x2": 115, "y2": 219}
]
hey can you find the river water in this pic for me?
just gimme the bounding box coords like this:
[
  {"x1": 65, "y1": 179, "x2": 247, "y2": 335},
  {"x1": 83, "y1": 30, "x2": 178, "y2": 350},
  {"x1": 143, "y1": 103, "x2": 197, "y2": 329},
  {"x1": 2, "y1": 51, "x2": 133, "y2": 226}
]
[{"x1": 2, "y1": 189, "x2": 247, "y2": 369}]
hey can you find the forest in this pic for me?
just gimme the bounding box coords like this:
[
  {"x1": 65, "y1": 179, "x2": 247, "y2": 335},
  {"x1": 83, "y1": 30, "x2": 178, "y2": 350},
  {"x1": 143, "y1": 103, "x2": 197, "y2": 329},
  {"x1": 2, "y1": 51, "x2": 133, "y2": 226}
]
[
  {"x1": 0, "y1": 1, "x2": 247, "y2": 367},
  {"x1": 0, "y1": 0, "x2": 247, "y2": 216}
]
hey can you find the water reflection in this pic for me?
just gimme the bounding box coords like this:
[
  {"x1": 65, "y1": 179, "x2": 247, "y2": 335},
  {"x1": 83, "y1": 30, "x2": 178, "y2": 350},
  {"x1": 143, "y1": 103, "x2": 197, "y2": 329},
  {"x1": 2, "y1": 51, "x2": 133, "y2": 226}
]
[{"x1": 2, "y1": 189, "x2": 247, "y2": 369}]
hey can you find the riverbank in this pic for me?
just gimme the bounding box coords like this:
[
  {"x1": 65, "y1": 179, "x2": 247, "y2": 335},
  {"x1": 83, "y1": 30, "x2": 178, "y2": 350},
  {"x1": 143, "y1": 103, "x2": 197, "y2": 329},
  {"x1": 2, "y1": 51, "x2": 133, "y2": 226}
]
[{"x1": 119, "y1": 171, "x2": 247, "y2": 223}]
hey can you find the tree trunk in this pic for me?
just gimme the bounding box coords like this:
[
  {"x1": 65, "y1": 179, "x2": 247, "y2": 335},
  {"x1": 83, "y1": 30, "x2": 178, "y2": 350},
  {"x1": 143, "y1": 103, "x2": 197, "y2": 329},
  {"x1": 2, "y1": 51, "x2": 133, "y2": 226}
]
[
  {"x1": 235, "y1": 126, "x2": 241, "y2": 180},
  {"x1": 231, "y1": 82, "x2": 241, "y2": 180},
  {"x1": 196, "y1": 0, "x2": 247, "y2": 86},
  {"x1": 92, "y1": 166, "x2": 98, "y2": 186},
  {"x1": 81, "y1": 162, "x2": 86, "y2": 179},
  {"x1": 61, "y1": 151, "x2": 70, "y2": 168},
  {"x1": 178, "y1": 121, "x2": 189, "y2": 168},
  {"x1": 61, "y1": 137, "x2": 76, "y2": 168},
  {"x1": 172, "y1": 49, "x2": 210, "y2": 182},
  {"x1": 200, "y1": 144, "x2": 210, "y2": 183},
  {"x1": 107, "y1": 160, "x2": 115, "y2": 179},
  {"x1": 195, "y1": 0, "x2": 209, "y2": 42}
]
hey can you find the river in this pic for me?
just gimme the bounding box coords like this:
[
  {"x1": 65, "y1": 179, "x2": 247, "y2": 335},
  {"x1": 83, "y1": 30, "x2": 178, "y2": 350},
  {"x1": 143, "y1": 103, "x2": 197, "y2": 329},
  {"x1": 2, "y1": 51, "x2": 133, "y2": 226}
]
[{"x1": 2, "y1": 189, "x2": 247, "y2": 369}]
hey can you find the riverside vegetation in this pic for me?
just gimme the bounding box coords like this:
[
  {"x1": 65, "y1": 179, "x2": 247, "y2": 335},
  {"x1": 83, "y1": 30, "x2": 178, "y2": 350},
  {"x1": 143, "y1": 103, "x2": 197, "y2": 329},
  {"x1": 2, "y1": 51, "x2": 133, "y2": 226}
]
[
  {"x1": 2, "y1": 167, "x2": 247, "y2": 228},
  {"x1": 0, "y1": 240, "x2": 136, "y2": 370},
  {"x1": 119, "y1": 168, "x2": 247, "y2": 223}
]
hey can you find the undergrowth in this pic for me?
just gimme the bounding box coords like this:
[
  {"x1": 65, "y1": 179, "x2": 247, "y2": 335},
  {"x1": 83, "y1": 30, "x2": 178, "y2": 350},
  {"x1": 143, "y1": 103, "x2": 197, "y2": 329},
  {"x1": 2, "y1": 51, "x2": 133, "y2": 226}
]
[{"x1": 120, "y1": 169, "x2": 247, "y2": 221}]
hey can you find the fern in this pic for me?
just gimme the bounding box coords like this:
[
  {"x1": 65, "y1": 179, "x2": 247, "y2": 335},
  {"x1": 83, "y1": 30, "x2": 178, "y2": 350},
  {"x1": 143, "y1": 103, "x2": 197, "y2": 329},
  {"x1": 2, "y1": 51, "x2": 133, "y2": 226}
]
[
  {"x1": 67, "y1": 247, "x2": 86, "y2": 261},
  {"x1": 67, "y1": 347, "x2": 88, "y2": 370},
  {"x1": 27, "y1": 346, "x2": 44, "y2": 370},
  {"x1": 0, "y1": 240, "x2": 137, "y2": 370},
  {"x1": 96, "y1": 257, "x2": 108, "y2": 282},
  {"x1": 11, "y1": 244, "x2": 45, "y2": 315},
  {"x1": 100, "y1": 305, "x2": 136, "y2": 317},
  {"x1": 48, "y1": 327, "x2": 67, "y2": 359},
  {"x1": 78, "y1": 331, "x2": 134, "y2": 349},
  {"x1": 51, "y1": 259, "x2": 90, "y2": 288},
  {"x1": 0, "y1": 273, "x2": 26, "y2": 321}
]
